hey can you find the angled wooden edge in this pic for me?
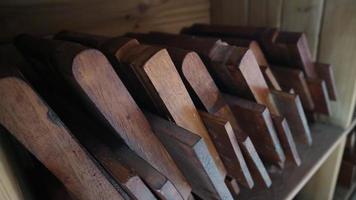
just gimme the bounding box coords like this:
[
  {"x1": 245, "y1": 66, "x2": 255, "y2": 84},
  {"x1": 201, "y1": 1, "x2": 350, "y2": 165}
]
[
  {"x1": 225, "y1": 176, "x2": 240, "y2": 199},
  {"x1": 314, "y1": 62, "x2": 338, "y2": 101},
  {"x1": 14, "y1": 35, "x2": 192, "y2": 199},
  {"x1": 271, "y1": 114, "x2": 301, "y2": 166},
  {"x1": 199, "y1": 111, "x2": 254, "y2": 189},
  {"x1": 113, "y1": 145, "x2": 183, "y2": 200},
  {"x1": 116, "y1": 42, "x2": 227, "y2": 178},
  {"x1": 260, "y1": 65, "x2": 282, "y2": 91},
  {"x1": 222, "y1": 93, "x2": 286, "y2": 168},
  {"x1": 146, "y1": 113, "x2": 234, "y2": 200},
  {"x1": 239, "y1": 137, "x2": 272, "y2": 188},
  {"x1": 209, "y1": 104, "x2": 272, "y2": 188},
  {"x1": 275, "y1": 32, "x2": 318, "y2": 79},
  {"x1": 0, "y1": 70, "x2": 125, "y2": 200},
  {"x1": 306, "y1": 78, "x2": 331, "y2": 115},
  {"x1": 270, "y1": 89, "x2": 312, "y2": 146},
  {"x1": 271, "y1": 66, "x2": 315, "y2": 112}
]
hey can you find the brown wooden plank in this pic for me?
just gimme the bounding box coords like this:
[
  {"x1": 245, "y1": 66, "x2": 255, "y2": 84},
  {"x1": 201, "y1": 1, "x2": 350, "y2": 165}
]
[
  {"x1": 0, "y1": 0, "x2": 210, "y2": 43},
  {"x1": 199, "y1": 111, "x2": 254, "y2": 188},
  {"x1": 126, "y1": 32, "x2": 280, "y2": 115},
  {"x1": 0, "y1": 66, "x2": 125, "y2": 200},
  {"x1": 223, "y1": 93, "x2": 286, "y2": 168},
  {"x1": 270, "y1": 90, "x2": 312, "y2": 145},
  {"x1": 182, "y1": 23, "x2": 337, "y2": 108},
  {"x1": 55, "y1": 31, "x2": 270, "y2": 189},
  {"x1": 271, "y1": 66, "x2": 314, "y2": 111},
  {"x1": 315, "y1": 62, "x2": 338, "y2": 100},
  {"x1": 14, "y1": 35, "x2": 191, "y2": 199},
  {"x1": 114, "y1": 42, "x2": 227, "y2": 179},
  {"x1": 147, "y1": 113, "x2": 233, "y2": 200},
  {"x1": 306, "y1": 78, "x2": 331, "y2": 115},
  {"x1": 271, "y1": 114, "x2": 301, "y2": 166}
]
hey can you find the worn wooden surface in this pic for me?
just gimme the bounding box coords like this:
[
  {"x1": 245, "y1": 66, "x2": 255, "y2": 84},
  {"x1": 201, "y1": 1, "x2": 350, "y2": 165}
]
[
  {"x1": 199, "y1": 111, "x2": 254, "y2": 189},
  {"x1": 0, "y1": 0, "x2": 209, "y2": 43},
  {"x1": 239, "y1": 122, "x2": 352, "y2": 200},
  {"x1": 317, "y1": 0, "x2": 356, "y2": 128},
  {"x1": 0, "y1": 73, "x2": 124, "y2": 200},
  {"x1": 270, "y1": 90, "x2": 312, "y2": 145},
  {"x1": 271, "y1": 115, "x2": 301, "y2": 166},
  {"x1": 223, "y1": 94, "x2": 286, "y2": 168},
  {"x1": 14, "y1": 36, "x2": 191, "y2": 199},
  {"x1": 147, "y1": 113, "x2": 233, "y2": 200}
]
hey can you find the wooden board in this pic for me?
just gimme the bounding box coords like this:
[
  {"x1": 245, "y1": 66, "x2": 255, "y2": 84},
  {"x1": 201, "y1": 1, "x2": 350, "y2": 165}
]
[
  {"x1": 14, "y1": 35, "x2": 191, "y2": 199},
  {"x1": 271, "y1": 115, "x2": 301, "y2": 166},
  {"x1": 223, "y1": 94, "x2": 285, "y2": 168},
  {"x1": 147, "y1": 113, "x2": 233, "y2": 200},
  {"x1": 317, "y1": 0, "x2": 356, "y2": 128},
  {"x1": 280, "y1": 0, "x2": 325, "y2": 59},
  {"x1": 115, "y1": 42, "x2": 227, "y2": 178},
  {"x1": 238, "y1": 121, "x2": 354, "y2": 200},
  {"x1": 0, "y1": 70, "x2": 125, "y2": 200},
  {"x1": 270, "y1": 90, "x2": 312, "y2": 145},
  {"x1": 272, "y1": 66, "x2": 314, "y2": 111},
  {"x1": 210, "y1": 0, "x2": 248, "y2": 26},
  {"x1": 199, "y1": 111, "x2": 254, "y2": 188},
  {"x1": 0, "y1": 0, "x2": 209, "y2": 43}
]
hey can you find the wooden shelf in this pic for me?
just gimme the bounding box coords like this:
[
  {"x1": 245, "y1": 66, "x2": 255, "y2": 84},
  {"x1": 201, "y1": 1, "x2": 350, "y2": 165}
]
[{"x1": 239, "y1": 120, "x2": 356, "y2": 200}]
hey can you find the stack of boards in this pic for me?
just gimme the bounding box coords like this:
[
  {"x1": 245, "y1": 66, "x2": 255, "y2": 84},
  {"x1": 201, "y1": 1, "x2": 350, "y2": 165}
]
[{"x1": 0, "y1": 23, "x2": 337, "y2": 200}]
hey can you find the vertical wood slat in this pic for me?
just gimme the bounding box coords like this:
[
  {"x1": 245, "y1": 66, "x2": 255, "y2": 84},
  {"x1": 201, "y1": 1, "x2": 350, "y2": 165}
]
[
  {"x1": 317, "y1": 0, "x2": 356, "y2": 128},
  {"x1": 248, "y1": 0, "x2": 284, "y2": 27},
  {"x1": 210, "y1": 0, "x2": 248, "y2": 25},
  {"x1": 281, "y1": 0, "x2": 325, "y2": 59}
]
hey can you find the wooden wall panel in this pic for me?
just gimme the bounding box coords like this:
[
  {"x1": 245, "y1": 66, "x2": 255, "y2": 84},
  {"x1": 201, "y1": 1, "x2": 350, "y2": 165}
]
[
  {"x1": 210, "y1": 0, "x2": 248, "y2": 25},
  {"x1": 248, "y1": 0, "x2": 283, "y2": 27},
  {"x1": 281, "y1": 0, "x2": 325, "y2": 59},
  {"x1": 317, "y1": 0, "x2": 356, "y2": 128},
  {"x1": 0, "y1": 0, "x2": 210, "y2": 43}
]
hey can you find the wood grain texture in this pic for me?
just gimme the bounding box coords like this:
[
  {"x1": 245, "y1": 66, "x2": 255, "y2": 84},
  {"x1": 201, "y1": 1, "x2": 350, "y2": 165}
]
[
  {"x1": 271, "y1": 66, "x2": 314, "y2": 111},
  {"x1": 165, "y1": 48, "x2": 254, "y2": 188},
  {"x1": 199, "y1": 111, "x2": 254, "y2": 189},
  {"x1": 238, "y1": 122, "x2": 349, "y2": 200},
  {"x1": 223, "y1": 94, "x2": 286, "y2": 168},
  {"x1": 317, "y1": 0, "x2": 356, "y2": 128},
  {"x1": 281, "y1": 0, "x2": 325, "y2": 59},
  {"x1": 271, "y1": 114, "x2": 301, "y2": 166},
  {"x1": 115, "y1": 43, "x2": 227, "y2": 179},
  {"x1": 210, "y1": 0, "x2": 248, "y2": 25},
  {"x1": 315, "y1": 63, "x2": 337, "y2": 100},
  {"x1": 128, "y1": 32, "x2": 280, "y2": 115},
  {"x1": 147, "y1": 113, "x2": 233, "y2": 200},
  {"x1": 306, "y1": 78, "x2": 331, "y2": 115},
  {"x1": 0, "y1": 0, "x2": 209, "y2": 43},
  {"x1": 248, "y1": 0, "x2": 283, "y2": 27},
  {"x1": 0, "y1": 74, "x2": 124, "y2": 200},
  {"x1": 270, "y1": 90, "x2": 312, "y2": 145},
  {"x1": 14, "y1": 35, "x2": 191, "y2": 199}
]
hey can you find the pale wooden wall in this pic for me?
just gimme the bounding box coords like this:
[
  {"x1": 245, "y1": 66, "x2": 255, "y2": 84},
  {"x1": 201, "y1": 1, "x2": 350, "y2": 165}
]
[
  {"x1": 0, "y1": 0, "x2": 210, "y2": 43},
  {"x1": 210, "y1": 0, "x2": 356, "y2": 129}
]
